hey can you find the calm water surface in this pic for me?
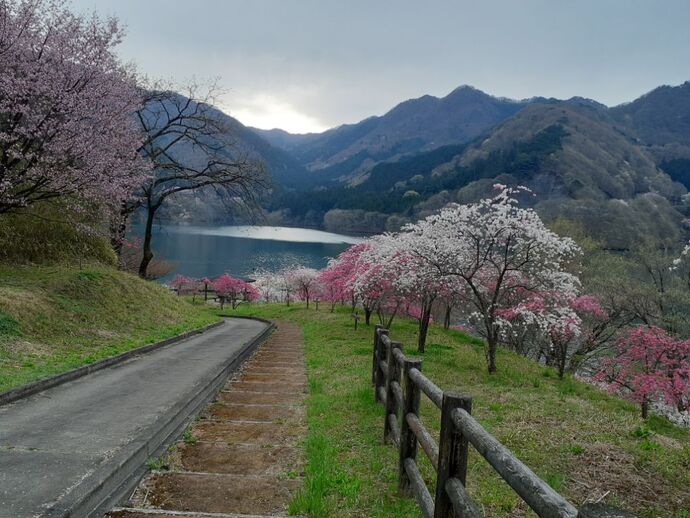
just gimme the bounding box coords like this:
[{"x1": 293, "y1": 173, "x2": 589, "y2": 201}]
[{"x1": 138, "y1": 224, "x2": 362, "y2": 280}]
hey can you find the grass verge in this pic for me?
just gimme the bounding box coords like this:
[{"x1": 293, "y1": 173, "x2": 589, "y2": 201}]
[
  {"x1": 226, "y1": 303, "x2": 690, "y2": 518},
  {"x1": 0, "y1": 265, "x2": 220, "y2": 392}
]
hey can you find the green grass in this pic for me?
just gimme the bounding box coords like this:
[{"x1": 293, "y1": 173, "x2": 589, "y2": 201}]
[
  {"x1": 224, "y1": 303, "x2": 690, "y2": 518},
  {"x1": 0, "y1": 264, "x2": 220, "y2": 392}
]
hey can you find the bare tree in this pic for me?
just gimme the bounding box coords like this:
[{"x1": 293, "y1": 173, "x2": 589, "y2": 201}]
[{"x1": 117, "y1": 81, "x2": 268, "y2": 278}]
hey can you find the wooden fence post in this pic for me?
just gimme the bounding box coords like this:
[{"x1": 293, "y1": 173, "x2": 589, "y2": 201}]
[
  {"x1": 374, "y1": 328, "x2": 389, "y2": 404},
  {"x1": 372, "y1": 325, "x2": 384, "y2": 384},
  {"x1": 399, "y1": 357, "x2": 423, "y2": 496},
  {"x1": 384, "y1": 340, "x2": 403, "y2": 444},
  {"x1": 435, "y1": 391, "x2": 473, "y2": 518}
]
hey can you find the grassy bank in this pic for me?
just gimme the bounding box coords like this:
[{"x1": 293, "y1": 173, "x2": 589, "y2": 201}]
[
  {"x1": 226, "y1": 303, "x2": 690, "y2": 518},
  {"x1": 0, "y1": 265, "x2": 220, "y2": 392}
]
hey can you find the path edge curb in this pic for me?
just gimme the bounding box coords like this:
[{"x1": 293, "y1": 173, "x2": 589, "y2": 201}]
[
  {"x1": 0, "y1": 320, "x2": 227, "y2": 407},
  {"x1": 42, "y1": 316, "x2": 277, "y2": 518}
]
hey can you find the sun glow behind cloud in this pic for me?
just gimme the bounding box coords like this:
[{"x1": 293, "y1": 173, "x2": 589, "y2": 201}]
[{"x1": 222, "y1": 93, "x2": 329, "y2": 134}]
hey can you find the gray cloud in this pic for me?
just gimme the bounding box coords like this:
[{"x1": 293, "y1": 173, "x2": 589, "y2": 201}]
[{"x1": 72, "y1": 0, "x2": 690, "y2": 132}]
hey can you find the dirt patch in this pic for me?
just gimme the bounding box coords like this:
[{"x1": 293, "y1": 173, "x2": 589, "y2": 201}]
[
  {"x1": 132, "y1": 472, "x2": 301, "y2": 515},
  {"x1": 568, "y1": 442, "x2": 690, "y2": 515},
  {"x1": 173, "y1": 442, "x2": 304, "y2": 475}
]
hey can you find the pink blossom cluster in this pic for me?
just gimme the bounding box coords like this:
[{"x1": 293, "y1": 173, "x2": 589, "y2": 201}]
[
  {"x1": 212, "y1": 273, "x2": 259, "y2": 309},
  {"x1": 0, "y1": 0, "x2": 149, "y2": 214},
  {"x1": 595, "y1": 326, "x2": 690, "y2": 415}
]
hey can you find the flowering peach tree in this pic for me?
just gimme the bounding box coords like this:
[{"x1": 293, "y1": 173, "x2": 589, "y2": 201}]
[
  {"x1": 212, "y1": 274, "x2": 258, "y2": 310},
  {"x1": 595, "y1": 326, "x2": 690, "y2": 418},
  {"x1": 404, "y1": 186, "x2": 582, "y2": 373}
]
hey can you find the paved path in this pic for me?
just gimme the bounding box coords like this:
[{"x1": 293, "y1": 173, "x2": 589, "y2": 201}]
[
  {"x1": 108, "y1": 321, "x2": 306, "y2": 518},
  {"x1": 0, "y1": 318, "x2": 269, "y2": 518}
]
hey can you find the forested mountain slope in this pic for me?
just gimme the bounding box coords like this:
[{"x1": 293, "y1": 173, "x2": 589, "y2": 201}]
[
  {"x1": 254, "y1": 85, "x2": 528, "y2": 185},
  {"x1": 268, "y1": 97, "x2": 690, "y2": 248}
]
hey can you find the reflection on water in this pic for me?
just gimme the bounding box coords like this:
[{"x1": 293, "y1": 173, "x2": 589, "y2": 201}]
[
  {"x1": 137, "y1": 225, "x2": 360, "y2": 280},
  {"x1": 165, "y1": 225, "x2": 363, "y2": 245}
]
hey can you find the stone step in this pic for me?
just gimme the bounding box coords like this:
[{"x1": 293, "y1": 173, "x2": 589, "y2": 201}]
[
  {"x1": 218, "y1": 390, "x2": 304, "y2": 405},
  {"x1": 204, "y1": 402, "x2": 303, "y2": 422},
  {"x1": 237, "y1": 373, "x2": 307, "y2": 383},
  {"x1": 194, "y1": 420, "x2": 306, "y2": 446},
  {"x1": 227, "y1": 381, "x2": 306, "y2": 393},
  {"x1": 173, "y1": 442, "x2": 303, "y2": 476},
  {"x1": 128, "y1": 472, "x2": 301, "y2": 516}
]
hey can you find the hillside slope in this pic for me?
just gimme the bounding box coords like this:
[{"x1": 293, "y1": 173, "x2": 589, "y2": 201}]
[
  {"x1": 611, "y1": 81, "x2": 690, "y2": 147},
  {"x1": 449, "y1": 102, "x2": 687, "y2": 247},
  {"x1": 0, "y1": 265, "x2": 219, "y2": 391}
]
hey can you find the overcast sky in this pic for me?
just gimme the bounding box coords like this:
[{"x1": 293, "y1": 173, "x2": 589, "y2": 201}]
[{"x1": 72, "y1": 0, "x2": 690, "y2": 133}]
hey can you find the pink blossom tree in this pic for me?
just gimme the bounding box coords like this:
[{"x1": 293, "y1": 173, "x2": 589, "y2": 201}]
[
  {"x1": 319, "y1": 246, "x2": 367, "y2": 311},
  {"x1": 321, "y1": 242, "x2": 378, "y2": 322},
  {"x1": 169, "y1": 274, "x2": 194, "y2": 296},
  {"x1": 212, "y1": 274, "x2": 258, "y2": 310},
  {"x1": 595, "y1": 326, "x2": 690, "y2": 418},
  {"x1": 405, "y1": 186, "x2": 582, "y2": 373},
  {"x1": 346, "y1": 241, "x2": 398, "y2": 327},
  {"x1": 0, "y1": 0, "x2": 147, "y2": 214},
  {"x1": 318, "y1": 260, "x2": 350, "y2": 312},
  {"x1": 360, "y1": 233, "x2": 446, "y2": 351},
  {"x1": 200, "y1": 277, "x2": 212, "y2": 301}
]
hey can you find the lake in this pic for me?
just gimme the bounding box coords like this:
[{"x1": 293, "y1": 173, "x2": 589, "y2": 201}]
[{"x1": 136, "y1": 224, "x2": 363, "y2": 280}]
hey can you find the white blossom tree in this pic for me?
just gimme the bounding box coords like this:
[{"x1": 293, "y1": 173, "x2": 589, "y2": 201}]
[
  {"x1": 404, "y1": 185, "x2": 582, "y2": 373},
  {"x1": 286, "y1": 266, "x2": 320, "y2": 309}
]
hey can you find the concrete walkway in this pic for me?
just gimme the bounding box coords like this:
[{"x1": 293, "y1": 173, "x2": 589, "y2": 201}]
[
  {"x1": 108, "y1": 320, "x2": 306, "y2": 518},
  {"x1": 0, "y1": 318, "x2": 269, "y2": 518}
]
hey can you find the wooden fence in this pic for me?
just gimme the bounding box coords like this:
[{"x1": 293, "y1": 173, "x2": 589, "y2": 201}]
[{"x1": 371, "y1": 326, "x2": 636, "y2": 518}]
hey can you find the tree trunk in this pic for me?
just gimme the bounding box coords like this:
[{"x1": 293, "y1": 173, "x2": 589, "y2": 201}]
[
  {"x1": 110, "y1": 210, "x2": 129, "y2": 264},
  {"x1": 486, "y1": 334, "x2": 498, "y2": 374},
  {"x1": 418, "y1": 303, "x2": 433, "y2": 353},
  {"x1": 641, "y1": 400, "x2": 649, "y2": 419},
  {"x1": 138, "y1": 206, "x2": 155, "y2": 278},
  {"x1": 364, "y1": 307, "x2": 372, "y2": 326},
  {"x1": 557, "y1": 353, "x2": 567, "y2": 379},
  {"x1": 306, "y1": 295, "x2": 309, "y2": 309},
  {"x1": 443, "y1": 305, "x2": 452, "y2": 330}
]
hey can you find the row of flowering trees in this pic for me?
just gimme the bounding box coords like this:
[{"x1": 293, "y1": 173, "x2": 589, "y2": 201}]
[
  {"x1": 169, "y1": 274, "x2": 259, "y2": 309},
  {"x1": 243, "y1": 186, "x2": 688, "y2": 419},
  {"x1": 165, "y1": 186, "x2": 689, "y2": 419}
]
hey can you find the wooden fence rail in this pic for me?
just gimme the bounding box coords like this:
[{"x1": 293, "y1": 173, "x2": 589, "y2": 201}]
[{"x1": 372, "y1": 325, "x2": 636, "y2": 518}]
